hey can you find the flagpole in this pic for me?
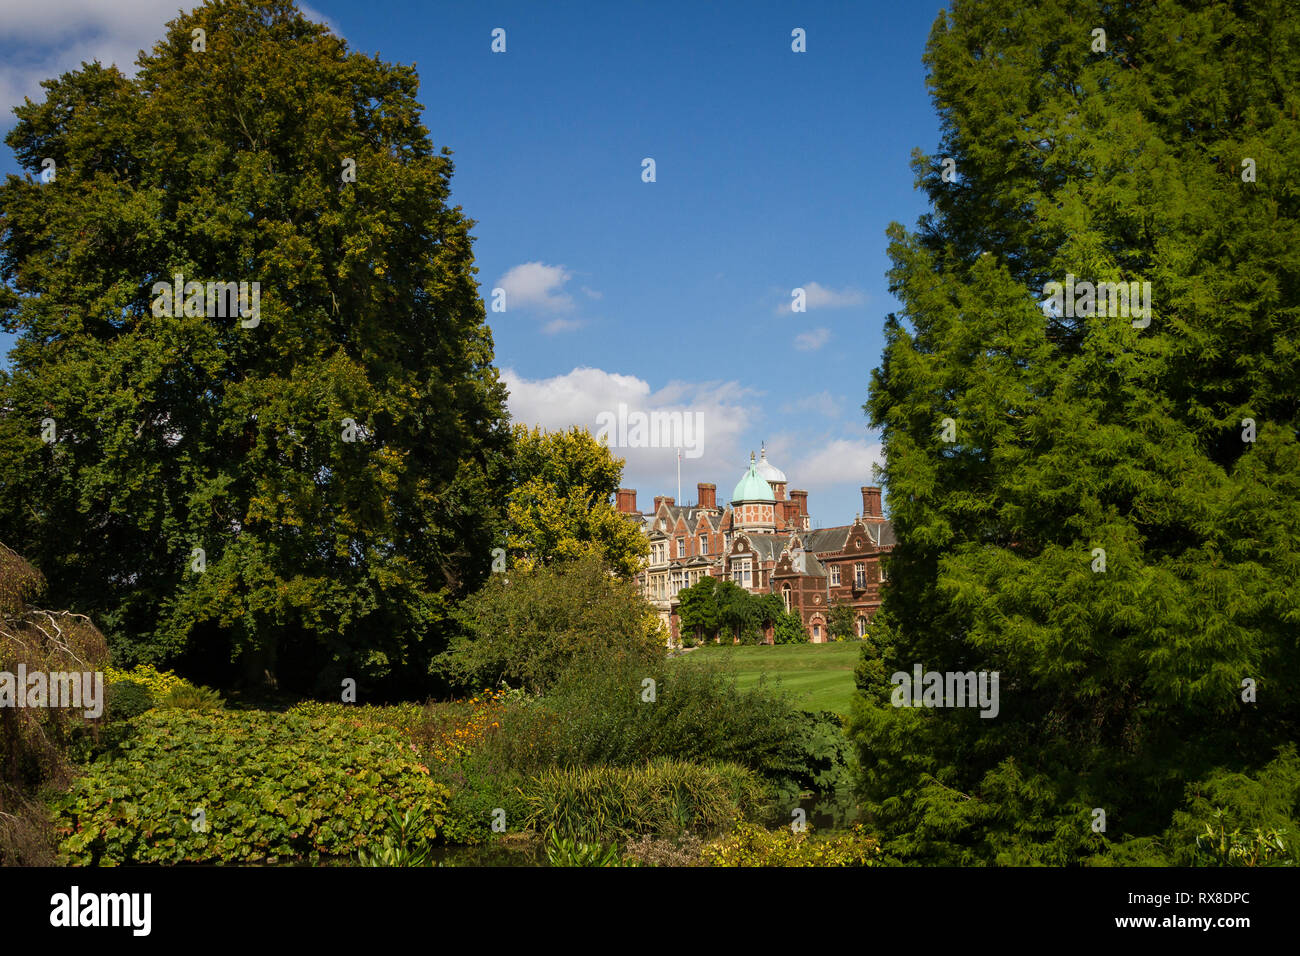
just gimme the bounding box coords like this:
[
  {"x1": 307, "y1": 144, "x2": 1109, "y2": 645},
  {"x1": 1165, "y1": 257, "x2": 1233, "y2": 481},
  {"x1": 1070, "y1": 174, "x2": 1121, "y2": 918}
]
[{"x1": 677, "y1": 448, "x2": 682, "y2": 504}]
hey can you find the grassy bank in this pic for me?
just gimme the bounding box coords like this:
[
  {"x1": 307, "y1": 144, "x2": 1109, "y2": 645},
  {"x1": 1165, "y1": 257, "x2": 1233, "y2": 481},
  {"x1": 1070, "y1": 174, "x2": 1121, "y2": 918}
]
[{"x1": 677, "y1": 641, "x2": 864, "y2": 715}]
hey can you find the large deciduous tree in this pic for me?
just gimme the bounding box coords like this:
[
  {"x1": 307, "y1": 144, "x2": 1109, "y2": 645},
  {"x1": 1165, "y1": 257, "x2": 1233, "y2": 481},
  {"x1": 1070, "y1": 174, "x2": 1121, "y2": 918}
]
[
  {"x1": 444, "y1": 552, "x2": 666, "y2": 695},
  {"x1": 504, "y1": 424, "x2": 648, "y2": 579},
  {"x1": 854, "y1": 0, "x2": 1300, "y2": 863},
  {"x1": 0, "y1": 0, "x2": 512, "y2": 696}
]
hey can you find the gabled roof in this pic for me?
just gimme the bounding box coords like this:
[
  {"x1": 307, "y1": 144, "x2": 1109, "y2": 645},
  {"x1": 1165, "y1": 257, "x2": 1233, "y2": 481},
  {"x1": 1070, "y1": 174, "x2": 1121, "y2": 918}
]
[
  {"x1": 731, "y1": 533, "x2": 785, "y2": 563},
  {"x1": 650, "y1": 502, "x2": 720, "y2": 532},
  {"x1": 802, "y1": 526, "x2": 852, "y2": 554}
]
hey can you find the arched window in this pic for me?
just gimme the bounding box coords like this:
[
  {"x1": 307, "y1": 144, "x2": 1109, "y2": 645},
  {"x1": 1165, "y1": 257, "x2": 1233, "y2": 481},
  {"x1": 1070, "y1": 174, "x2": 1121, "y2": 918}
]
[
  {"x1": 856, "y1": 616, "x2": 867, "y2": 638},
  {"x1": 782, "y1": 584, "x2": 792, "y2": 612}
]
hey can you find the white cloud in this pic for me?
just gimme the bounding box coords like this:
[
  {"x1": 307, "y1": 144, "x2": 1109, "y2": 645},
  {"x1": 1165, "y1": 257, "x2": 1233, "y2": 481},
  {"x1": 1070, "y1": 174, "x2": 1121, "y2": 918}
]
[
  {"x1": 0, "y1": 0, "x2": 342, "y2": 126},
  {"x1": 580, "y1": 285, "x2": 602, "y2": 300},
  {"x1": 794, "y1": 327, "x2": 830, "y2": 351},
  {"x1": 496, "y1": 262, "x2": 575, "y2": 313},
  {"x1": 797, "y1": 438, "x2": 886, "y2": 487},
  {"x1": 500, "y1": 369, "x2": 888, "y2": 520},
  {"x1": 501, "y1": 366, "x2": 759, "y2": 494},
  {"x1": 804, "y1": 281, "x2": 866, "y2": 309},
  {"x1": 777, "y1": 281, "x2": 867, "y2": 315}
]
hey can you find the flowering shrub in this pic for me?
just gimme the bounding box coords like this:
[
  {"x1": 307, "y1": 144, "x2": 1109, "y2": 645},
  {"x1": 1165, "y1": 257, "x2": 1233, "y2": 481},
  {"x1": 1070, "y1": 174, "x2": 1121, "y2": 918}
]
[{"x1": 421, "y1": 690, "x2": 507, "y2": 764}]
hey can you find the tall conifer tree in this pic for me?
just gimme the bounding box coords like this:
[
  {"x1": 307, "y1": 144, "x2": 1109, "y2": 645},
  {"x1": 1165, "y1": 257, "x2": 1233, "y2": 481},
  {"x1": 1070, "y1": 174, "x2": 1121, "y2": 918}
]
[{"x1": 855, "y1": 0, "x2": 1300, "y2": 863}]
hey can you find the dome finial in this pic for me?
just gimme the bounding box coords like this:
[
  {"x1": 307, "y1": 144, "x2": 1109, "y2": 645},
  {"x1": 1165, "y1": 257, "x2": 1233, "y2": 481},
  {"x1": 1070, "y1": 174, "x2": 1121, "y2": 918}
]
[{"x1": 750, "y1": 450, "x2": 756, "y2": 465}]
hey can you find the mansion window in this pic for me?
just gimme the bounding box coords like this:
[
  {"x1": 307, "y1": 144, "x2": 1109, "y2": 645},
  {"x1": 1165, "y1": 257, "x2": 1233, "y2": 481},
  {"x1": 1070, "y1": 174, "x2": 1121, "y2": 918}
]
[
  {"x1": 854, "y1": 562, "x2": 866, "y2": 588},
  {"x1": 830, "y1": 565, "x2": 841, "y2": 586},
  {"x1": 856, "y1": 616, "x2": 867, "y2": 638},
  {"x1": 698, "y1": 534, "x2": 708, "y2": 554},
  {"x1": 677, "y1": 537, "x2": 686, "y2": 558},
  {"x1": 671, "y1": 571, "x2": 683, "y2": 595},
  {"x1": 782, "y1": 584, "x2": 791, "y2": 613},
  {"x1": 731, "y1": 558, "x2": 752, "y2": 588}
]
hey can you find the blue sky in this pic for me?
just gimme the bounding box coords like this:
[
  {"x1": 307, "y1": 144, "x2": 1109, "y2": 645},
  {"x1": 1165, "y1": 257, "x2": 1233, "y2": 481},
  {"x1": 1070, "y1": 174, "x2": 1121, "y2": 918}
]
[{"x1": 0, "y1": 0, "x2": 947, "y2": 526}]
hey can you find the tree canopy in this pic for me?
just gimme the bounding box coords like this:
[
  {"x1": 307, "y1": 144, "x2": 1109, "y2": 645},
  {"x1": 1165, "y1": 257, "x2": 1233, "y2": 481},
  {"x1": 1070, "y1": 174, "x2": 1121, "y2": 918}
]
[
  {"x1": 0, "y1": 0, "x2": 512, "y2": 696},
  {"x1": 503, "y1": 424, "x2": 648, "y2": 579},
  {"x1": 444, "y1": 552, "x2": 665, "y2": 695}
]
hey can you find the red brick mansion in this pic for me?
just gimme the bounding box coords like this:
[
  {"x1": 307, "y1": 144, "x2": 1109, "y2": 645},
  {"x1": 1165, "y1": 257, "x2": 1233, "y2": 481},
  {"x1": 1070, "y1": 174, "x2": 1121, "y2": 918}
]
[{"x1": 618, "y1": 447, "x2": 894, "y2": 645}]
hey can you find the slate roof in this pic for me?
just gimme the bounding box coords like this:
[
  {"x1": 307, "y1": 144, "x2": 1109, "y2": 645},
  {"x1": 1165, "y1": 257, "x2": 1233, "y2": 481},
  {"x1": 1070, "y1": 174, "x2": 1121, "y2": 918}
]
[
  {"x1": 801, "y1": 526, "x2": 851, "y2": 554},
  {"x1": 732, "y1": 533, "x2": 785, "y2": 563}
]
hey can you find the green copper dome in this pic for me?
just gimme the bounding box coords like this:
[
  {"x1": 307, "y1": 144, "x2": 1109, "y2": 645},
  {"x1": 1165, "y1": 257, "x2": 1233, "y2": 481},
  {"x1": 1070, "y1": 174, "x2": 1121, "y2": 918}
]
[{"x1": 731, "y1": 453, "x2": 775, "y2": 503}]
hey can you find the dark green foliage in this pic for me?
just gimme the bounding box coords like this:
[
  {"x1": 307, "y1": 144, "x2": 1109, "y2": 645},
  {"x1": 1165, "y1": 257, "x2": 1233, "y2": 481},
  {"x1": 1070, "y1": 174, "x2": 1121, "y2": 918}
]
[
  {"x1": 0, "y1": 0, "x2": 512, "y2": 694},
  {"x1": 677, "y1": 576, "x2": 721, "y2": 644},
  {"x1": 772, "y1": 609, "x2": 809, "y2": 645},
  {"x1": 105, "y1": 681, "x2": 153, "y2": 722},
  {"x1": 436, "y1": 771, "x2": 530, "y2": 846},
  {"x1": 443, "y1": 552, "x2": 666, "y2": 695},
  {"x1": 677, "y1": 577, "x2": 785, "y2": 644},
  {"x1": 854, "y1": 0, "x2": 1300, "y2": 864},
  {"x1": 52, "y1": 709, "x2": 448, "y2": 864},
  {"x1": 826, "y1": 602, "x2": 857, "y2": 643},
  {"x1": 479, "y1": 648, "x2": 847, "y2": 794},
  {"x1": 781, "y1": 711, "x2": 854, "y2": 792},
  {"x1": 717, "y1": 580, "x2": 761, "y2": 643}
]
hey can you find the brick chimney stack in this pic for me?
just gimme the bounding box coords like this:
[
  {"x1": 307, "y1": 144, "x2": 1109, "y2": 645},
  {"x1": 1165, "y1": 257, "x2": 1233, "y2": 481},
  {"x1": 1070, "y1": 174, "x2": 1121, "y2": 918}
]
[
  {"x1": 616, "y1": 488, "x2": 638, "y2": 514},
  {"x1": 697, "y1": 483, "x2": 717, "y2": 509},
  {"x1": 790, "y1": 489, "x2": 809, "y2": 516},
  {"x1": 861, "y1": 486, "x2": 883, "y2": 518},
  {"x1": 653, "y1": 495, "x2": 675, "y2": 511}
]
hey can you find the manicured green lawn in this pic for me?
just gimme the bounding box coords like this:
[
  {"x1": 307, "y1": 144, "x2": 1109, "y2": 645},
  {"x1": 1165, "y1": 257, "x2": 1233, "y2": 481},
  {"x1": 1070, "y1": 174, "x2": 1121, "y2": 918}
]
[{"x1": 677, "y1": 641, "x2": 865, "y2": 715}]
